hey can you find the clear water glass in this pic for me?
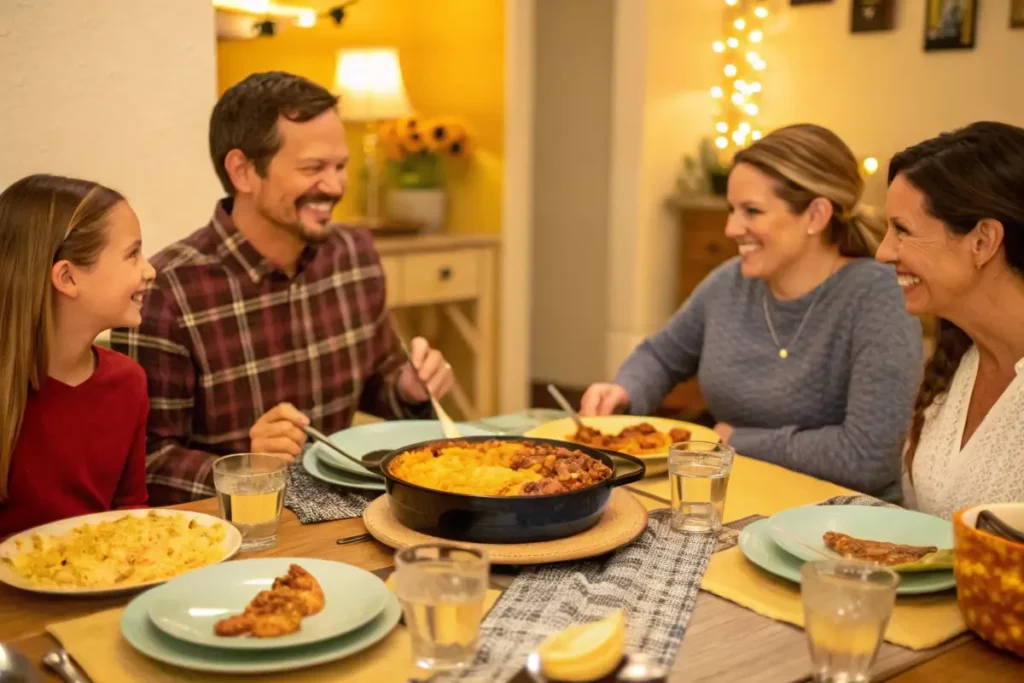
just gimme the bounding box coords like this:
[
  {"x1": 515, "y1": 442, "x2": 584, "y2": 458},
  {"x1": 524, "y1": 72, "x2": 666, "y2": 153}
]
[
  {"x1": 212, "y1": 453, "x2": 288, "y2": 552},
  {"x1": 668, "y1": 440, "x2": 735, "y2": 533},
  {"x1": 394, "y1": 544, "x2": 490, "y2": 672},
  {"x1": 801, "y1": 560, "x2": 900, "y2": 683}
]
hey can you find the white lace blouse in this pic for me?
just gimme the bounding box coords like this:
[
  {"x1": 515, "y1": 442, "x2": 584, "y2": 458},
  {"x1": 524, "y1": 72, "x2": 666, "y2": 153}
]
[{"x1": 911, "y1": 346, "x2": 1024, "y2": 519}]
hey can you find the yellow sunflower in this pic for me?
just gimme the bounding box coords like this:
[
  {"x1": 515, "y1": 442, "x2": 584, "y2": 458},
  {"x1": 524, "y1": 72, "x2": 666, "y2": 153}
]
[
  {"x1": 423, "y1": 117, "x2": 453, "y2": 152},
  {"x1": 398, "y1": 125, "x2": 427, "y2": 154},
  {"x1": 378, "y1": 121, "x2": 404, "y2": 161}
]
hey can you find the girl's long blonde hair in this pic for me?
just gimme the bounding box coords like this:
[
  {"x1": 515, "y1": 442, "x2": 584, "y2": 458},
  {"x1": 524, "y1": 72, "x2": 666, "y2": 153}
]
[{"x1": 0, "y1": 174, "x2": 124, "y2": 503}]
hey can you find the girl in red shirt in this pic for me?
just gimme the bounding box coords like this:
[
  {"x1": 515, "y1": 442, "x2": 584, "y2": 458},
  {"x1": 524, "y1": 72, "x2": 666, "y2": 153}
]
[{"x1": 0, "y1": 174, "x2": 156, "y2": 538}]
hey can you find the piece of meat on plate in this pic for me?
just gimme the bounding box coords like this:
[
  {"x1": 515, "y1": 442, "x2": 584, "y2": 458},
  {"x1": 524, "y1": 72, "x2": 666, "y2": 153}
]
[{"x1": 823, "y1": 531, "x2": 937, "y2": 566}]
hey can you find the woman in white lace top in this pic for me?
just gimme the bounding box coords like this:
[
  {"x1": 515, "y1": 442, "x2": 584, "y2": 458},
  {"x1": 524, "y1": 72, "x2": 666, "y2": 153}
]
[{"x1": 876, "y1": 122, "x2": 1024, "y2": 519}]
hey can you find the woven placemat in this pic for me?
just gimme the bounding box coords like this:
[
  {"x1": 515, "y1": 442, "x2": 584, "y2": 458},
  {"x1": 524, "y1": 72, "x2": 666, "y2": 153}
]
[
  {"x1": 440, "y1": 508, "x2": 716, "y2": 682},
  {"x1": 284, "y1": 463, "x2": 380, "y2": 524},
  {"x1": 363, "y1": 488, "x2": 648, "y2": 565}
]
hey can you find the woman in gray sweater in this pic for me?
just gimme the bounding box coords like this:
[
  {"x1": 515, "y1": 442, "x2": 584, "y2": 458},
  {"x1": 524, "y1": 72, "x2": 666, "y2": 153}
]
[{"x1": 581, "y1": 124, "x2": 922, "y2": 501}]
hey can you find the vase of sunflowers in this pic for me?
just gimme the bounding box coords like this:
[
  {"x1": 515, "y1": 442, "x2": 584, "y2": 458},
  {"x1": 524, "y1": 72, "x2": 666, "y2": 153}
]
[{"x1": 379, "y1": 115, "x2": 474, "y2": 233}]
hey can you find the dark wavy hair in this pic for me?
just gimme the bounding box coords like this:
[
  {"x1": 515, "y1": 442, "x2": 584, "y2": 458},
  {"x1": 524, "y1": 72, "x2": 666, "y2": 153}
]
[{"x1": 888, "y1": 121, "x2": 1024, "y2": 474}]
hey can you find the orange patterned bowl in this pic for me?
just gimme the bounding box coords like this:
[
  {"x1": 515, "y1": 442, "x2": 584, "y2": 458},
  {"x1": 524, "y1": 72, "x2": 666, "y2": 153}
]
[{"x1": 953, "y1": 503, "x2": 1024, "y2": 658}]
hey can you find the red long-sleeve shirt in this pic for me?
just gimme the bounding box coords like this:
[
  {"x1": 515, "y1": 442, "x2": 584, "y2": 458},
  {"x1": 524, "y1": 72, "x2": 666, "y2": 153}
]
[{"x1": 0, "y1": 347, "x2": 149, "y2": 538}]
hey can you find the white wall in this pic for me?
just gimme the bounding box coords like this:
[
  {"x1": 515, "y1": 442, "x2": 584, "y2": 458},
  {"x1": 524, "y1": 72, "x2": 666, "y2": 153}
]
[
  {"x1": 603, "y1": 0, "x2": 1024, "y2": 376},
  {"x1": 755, "y1": 0, "x2": 1024, "y2": 205},
  {"x1": 605, "y1": 0, "x2": 721, "y2": 377},
  {"x1": 530, "y1": 0, "x2": 615, "y2": 387},
  {"x1": 0, "y1": 0, "x2": 220, "y2": 253}
]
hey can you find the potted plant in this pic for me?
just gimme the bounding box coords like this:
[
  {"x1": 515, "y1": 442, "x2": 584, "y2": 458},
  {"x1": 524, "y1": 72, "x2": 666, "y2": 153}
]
[
  {"x1": 378, "y1": 115, "x2": 475, "y2": 233},
  {"x1": 699, "y1": 138, "x2": 730, "y2": 196}
]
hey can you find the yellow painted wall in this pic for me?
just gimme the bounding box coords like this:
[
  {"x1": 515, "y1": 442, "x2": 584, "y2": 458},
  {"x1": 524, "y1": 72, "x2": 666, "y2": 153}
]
[{"x1": 216, "y1": 0, "x2": 504, "y2": 234}]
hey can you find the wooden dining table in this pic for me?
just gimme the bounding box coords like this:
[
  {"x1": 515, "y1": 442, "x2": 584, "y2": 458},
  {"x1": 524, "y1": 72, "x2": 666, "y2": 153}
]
[{"x1": 3, "y1": 461, "x2": 1022, "y2": 682}]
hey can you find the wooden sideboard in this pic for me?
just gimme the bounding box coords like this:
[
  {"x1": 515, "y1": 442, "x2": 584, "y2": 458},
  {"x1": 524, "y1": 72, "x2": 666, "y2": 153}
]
[
  {"x1": 374, "y1": 233, "x2": 499, "y2": 420},
  {"x1": 660, "y1": 197, "x2": 735, "y2": 417}
]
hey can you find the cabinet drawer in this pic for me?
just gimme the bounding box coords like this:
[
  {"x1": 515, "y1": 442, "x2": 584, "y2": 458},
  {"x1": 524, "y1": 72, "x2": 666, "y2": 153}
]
[
  {"x1": 400, "y1": 250, "x2": 481, "y2": 305},
  {"x1": 379, "y1": 256, "x2": 403, "y2": 307},
  {"x1": 685, "y1": 227, "x2": 736, "y2": 266}
]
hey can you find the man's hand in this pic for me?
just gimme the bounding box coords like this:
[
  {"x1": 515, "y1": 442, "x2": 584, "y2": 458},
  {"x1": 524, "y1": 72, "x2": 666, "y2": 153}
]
[
  {"x1": 579, "y1": 383, "x2": 630, "y2": 416},
  {"x1": 396, "y1": 337, "x2": 455, "y2": 403},
  {"x1": 249, "y1": 402, "x2": 310, "y2": 462}
]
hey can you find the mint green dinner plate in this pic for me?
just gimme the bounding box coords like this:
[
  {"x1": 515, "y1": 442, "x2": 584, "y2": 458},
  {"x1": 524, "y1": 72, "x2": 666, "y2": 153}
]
[
  {"x1": 312, "y1": 420, "x2": 492, "y2": 477},
  {"x1": 738, "y1": 518, "x2": 955, "y2": 595},
  {"x1": 146, "y1": 558, "x2": 389, "y2": 650},
  {"x1": 304, "y1": 451, "x2": 385, "y2": 491},
  {"x1": 122, "y1": 573, "x2": 401, "y2": 674},
  {"x1": 768, "y1": 505, "x2": 954, "y2": 566}
]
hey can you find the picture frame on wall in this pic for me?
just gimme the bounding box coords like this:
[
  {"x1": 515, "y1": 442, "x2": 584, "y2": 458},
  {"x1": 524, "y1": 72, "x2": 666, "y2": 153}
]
[
  {"x1": 1012, "y1": 0, "x2": 1024, "y2": 29},
  {"x1": 852, "y1": 0, "x2": 895, "y2": 33},
  {"x1": 924, "y1": 0, "x2": 977, "y2": 51}
]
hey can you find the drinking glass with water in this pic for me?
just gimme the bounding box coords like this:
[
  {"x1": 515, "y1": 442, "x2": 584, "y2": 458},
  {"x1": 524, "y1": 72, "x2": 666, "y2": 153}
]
[
  {"x1": 212, "y1": 453, "x2": 288, "y2": 552},
  {"x1": 394, "y1": 544, "x2": 489, "y2": 672},
  {"x1": 801, "y1": 560, "x2": 899, "y2": 683},
  {"x1": 668, "y1": 440, "x2": 735, "y2": 534}
]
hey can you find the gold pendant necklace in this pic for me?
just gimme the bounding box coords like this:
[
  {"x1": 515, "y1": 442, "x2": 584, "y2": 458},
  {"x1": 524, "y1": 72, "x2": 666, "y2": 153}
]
[{"x1": 762, "y1": 289, "x2": 823, "y2": 360}]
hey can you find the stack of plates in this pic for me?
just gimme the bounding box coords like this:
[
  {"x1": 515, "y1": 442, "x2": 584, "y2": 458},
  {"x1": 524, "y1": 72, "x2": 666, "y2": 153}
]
[
  {"x1": 121, "y1": 558, "x2": 401, "y2": 674},
  {"x1": 738, "y1": 505, "x2": 957, "y2": 595},
  {"x1": 302, "y1": 420, "x2": 493, "y2": 491}
]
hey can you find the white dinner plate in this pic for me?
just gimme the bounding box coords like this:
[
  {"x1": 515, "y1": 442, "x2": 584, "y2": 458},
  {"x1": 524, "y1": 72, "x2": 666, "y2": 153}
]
[{"x1": 0, "y1": 509, "x2": 241, "y2": 597}]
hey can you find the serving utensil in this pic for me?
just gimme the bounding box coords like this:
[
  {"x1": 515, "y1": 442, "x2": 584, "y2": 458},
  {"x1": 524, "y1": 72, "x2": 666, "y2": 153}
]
[
  {"x1": 42, "y1": 649, "x2": 91, "y2": 683},
  {"x1": 977, "y1": 509, "x2": 1024, "y2": 544},
  {"x1": 523, "y1": 651, "x2": 668, "y2": 682},
  {"x1": 395, "y1": 336, "x2": 461, "y2": 439},
  {"x1": 356, "y1": 449, "x2": 391, "y2": 470},
  {"x1": 546, "y1": 384, "x2": 585, "y2": 431},
  {"x1": 0, "y1": 643, "x2": 44, "y2": 683},
  {"x1": 300, "y1": 425, "x2": 385, "y2": 481}
]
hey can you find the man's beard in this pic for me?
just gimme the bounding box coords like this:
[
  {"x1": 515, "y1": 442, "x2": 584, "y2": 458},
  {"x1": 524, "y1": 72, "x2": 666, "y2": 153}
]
[{"x1": 258, "y1": 192, "x2": 341, "y2": 244}]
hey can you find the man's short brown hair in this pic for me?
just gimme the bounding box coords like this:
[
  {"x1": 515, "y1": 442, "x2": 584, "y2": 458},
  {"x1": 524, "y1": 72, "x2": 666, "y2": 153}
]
[{"x1": 209, "y1": 71, "x2": 339, "y2": 194}]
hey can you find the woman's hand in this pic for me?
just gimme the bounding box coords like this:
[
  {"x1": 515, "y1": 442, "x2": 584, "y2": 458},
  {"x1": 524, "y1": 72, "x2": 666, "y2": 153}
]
[
  {"x1": 579, "y1": 383, "x2": 630, "y2": 416},
  {"x1": 713, "y1": 422, "x2": 734, "y2": 444}
]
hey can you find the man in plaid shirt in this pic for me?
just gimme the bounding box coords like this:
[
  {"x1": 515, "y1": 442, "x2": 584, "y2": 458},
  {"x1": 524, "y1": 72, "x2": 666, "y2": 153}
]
[{"x1": 111, "y1": 72, "x2": 454, "y2": 504}]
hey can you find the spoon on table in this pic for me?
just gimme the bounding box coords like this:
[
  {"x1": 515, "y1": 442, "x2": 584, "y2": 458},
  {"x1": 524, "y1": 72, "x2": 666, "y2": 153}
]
[
  {"x1": 42, "y1": 649, "x2": 91, "y2": 683},
  {"x1": 546, "y1": 384, "x2": 586, "y2": 431},
  {"x1": 396, "y1": 335, "x2": 461, "y2": 440},
  {"x1": 300, "y1": 425, "x2": 386, "y2": 481},
  {"x1": 523, "y1": 651, "x2": 668, "y2": 682},
  {"x1": 0, "y1": 644, "x2": 44, "y2": 683}
]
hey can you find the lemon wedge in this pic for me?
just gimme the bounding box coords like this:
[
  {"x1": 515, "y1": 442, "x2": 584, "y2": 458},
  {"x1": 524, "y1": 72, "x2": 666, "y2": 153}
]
[{"x1": 538, "y1": 609, "x2": 626, "y2": 682}]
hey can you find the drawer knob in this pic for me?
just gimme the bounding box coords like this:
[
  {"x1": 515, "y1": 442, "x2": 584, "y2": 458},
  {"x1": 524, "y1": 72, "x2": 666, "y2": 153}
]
[
  {"x1": 439, "y1": 266, "x2": 453, "y2": 281},
  {"x1": 706, "y1": 242, "x2": 721, "y2": 255}
]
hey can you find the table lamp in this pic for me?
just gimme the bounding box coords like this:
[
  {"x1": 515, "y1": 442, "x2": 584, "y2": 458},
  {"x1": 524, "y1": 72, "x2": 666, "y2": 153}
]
[{"x1": 333, "y1": 48, "x2": 412, "y2": 223}]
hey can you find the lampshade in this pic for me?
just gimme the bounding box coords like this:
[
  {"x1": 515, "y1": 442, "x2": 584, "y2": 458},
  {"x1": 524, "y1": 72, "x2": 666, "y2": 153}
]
[{"x1": 333, "y1": 48, "x2": 412, "y2": 122}]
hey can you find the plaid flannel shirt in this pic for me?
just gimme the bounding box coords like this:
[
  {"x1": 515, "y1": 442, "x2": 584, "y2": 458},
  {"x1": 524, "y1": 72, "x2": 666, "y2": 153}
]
[{"x1": 111, "y1": 199, "x2": 425, "y2": 504}]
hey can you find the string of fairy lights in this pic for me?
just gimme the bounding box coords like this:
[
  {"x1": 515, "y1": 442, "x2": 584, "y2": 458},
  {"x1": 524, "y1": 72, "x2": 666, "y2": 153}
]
[{"x1": 711, "y1": 0, "x2": 769, "y2": 153}]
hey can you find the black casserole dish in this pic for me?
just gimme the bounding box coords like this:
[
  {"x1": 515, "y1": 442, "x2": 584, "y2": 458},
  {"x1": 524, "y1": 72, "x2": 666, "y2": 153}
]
[{"x1": 378, "y1": 436, "x2": 645, "y2": 543}]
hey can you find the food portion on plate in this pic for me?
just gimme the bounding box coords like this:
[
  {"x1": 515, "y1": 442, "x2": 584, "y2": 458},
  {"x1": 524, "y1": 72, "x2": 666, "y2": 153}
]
[
  {"x1": 823, "y1": 531, "x2": 940, "y2": 567},
  {"x1": 389, "y1": 439, "x2": 612, "y2": 496},
  {"x1": 1, "y1": 511, "x2": 227, "y2": 589},
  {"x1": 215, "y1": 564, "x2": 325, "y2": 638},
  {"x1": 568, "y1": 422, "x2": 692, "y2": 455}
]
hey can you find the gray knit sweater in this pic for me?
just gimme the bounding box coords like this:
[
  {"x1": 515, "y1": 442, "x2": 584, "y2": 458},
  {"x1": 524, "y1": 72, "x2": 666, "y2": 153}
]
[{"x1": 615, "y1": 258, "x2": 922, "y2": 502}]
